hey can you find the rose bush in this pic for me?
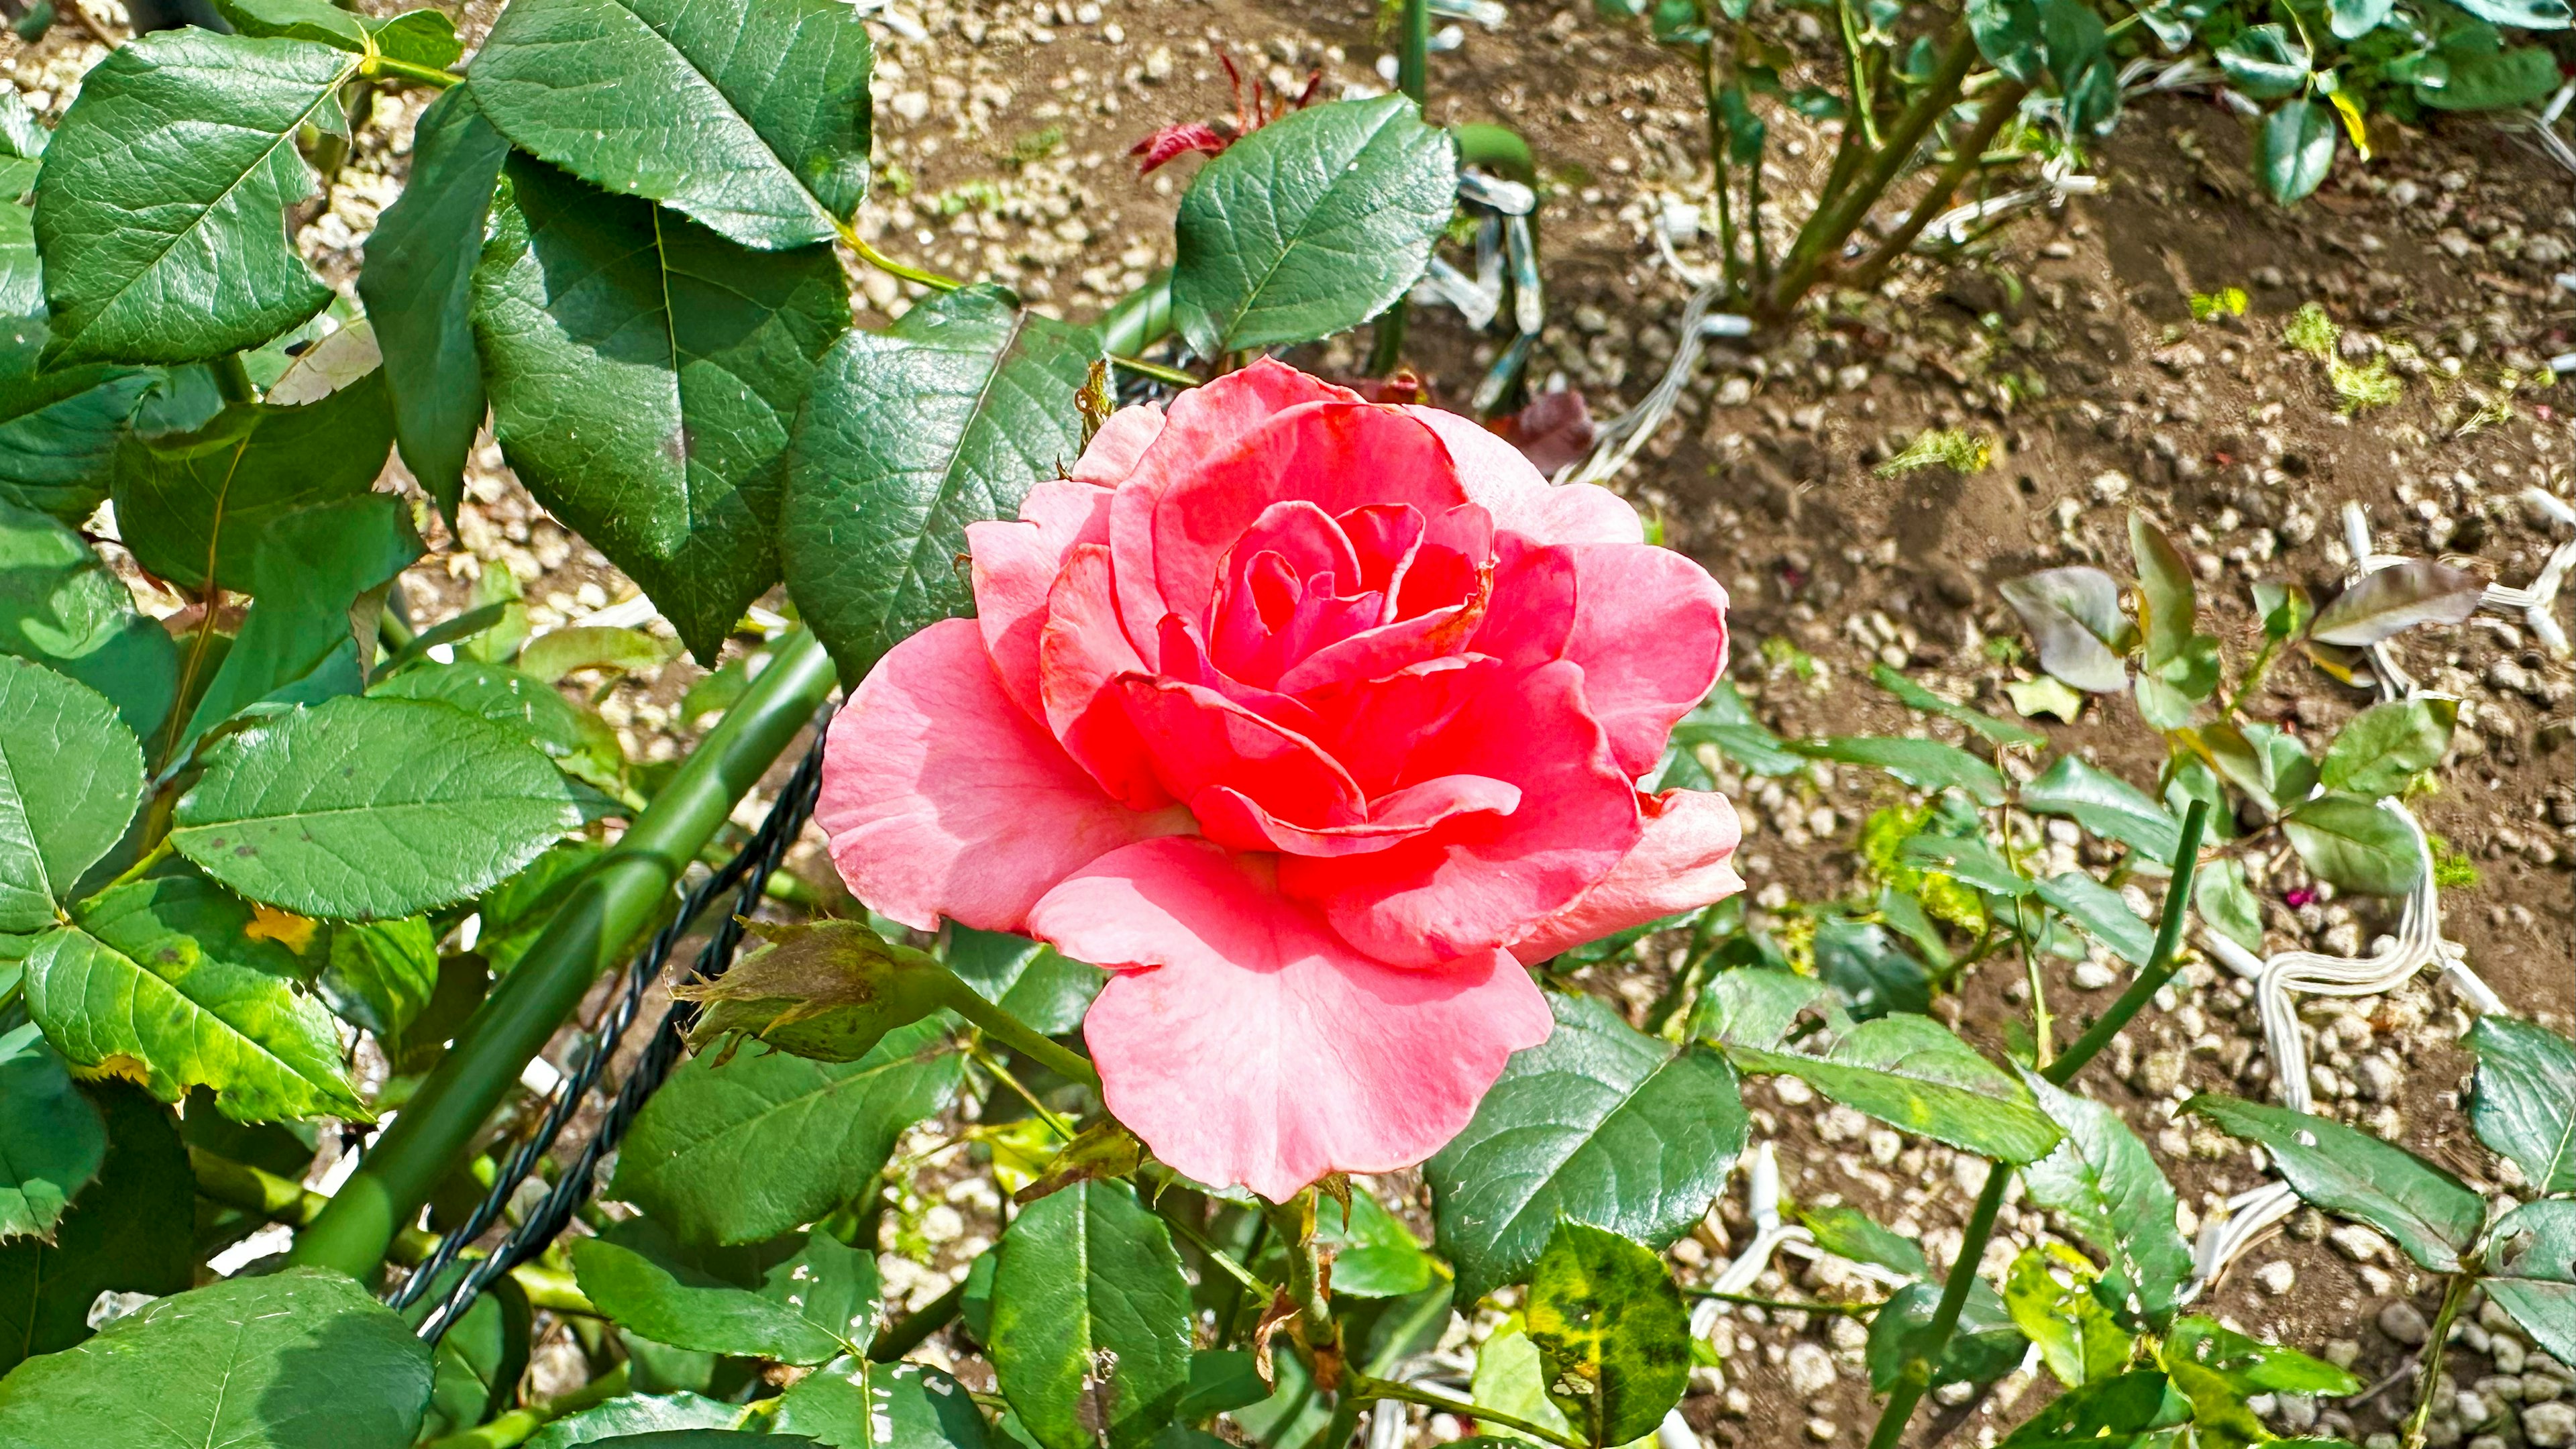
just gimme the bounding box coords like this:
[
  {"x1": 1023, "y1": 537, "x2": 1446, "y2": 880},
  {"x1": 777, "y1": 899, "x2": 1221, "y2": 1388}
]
[{"x1": 818, "y1": 360, "x2": 1742, "y2": 1199}]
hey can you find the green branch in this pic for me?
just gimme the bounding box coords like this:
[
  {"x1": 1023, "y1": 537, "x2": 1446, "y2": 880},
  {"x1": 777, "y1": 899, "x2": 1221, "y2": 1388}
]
[{"x1": 1346, "y1": 1375, "x2": 1589, "y2": 1449}]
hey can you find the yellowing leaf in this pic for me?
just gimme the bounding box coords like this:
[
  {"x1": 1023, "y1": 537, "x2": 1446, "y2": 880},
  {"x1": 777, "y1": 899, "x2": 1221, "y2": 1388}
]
[
  {"x1": 245, "y1": 903, "x2": 319, "y2": 955},
  {"x1": 2328, "y1": 91, "x2": 2371, "y2": 160}
]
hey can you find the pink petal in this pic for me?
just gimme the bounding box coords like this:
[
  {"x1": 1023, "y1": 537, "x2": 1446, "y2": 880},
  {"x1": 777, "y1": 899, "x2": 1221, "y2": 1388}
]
[
  {"x1": 1281, "y1": 659, "x2": 1640, "y2": 966},
  {"x1": 1508, "y1": 790, "x2": 1746, "y2": 963},
  {"x1": 1073, "y1": 404, "x2": 1166, "y2": 485},
  {"x1": 1110, "y1": 361, "x2": 1359, "y2": 665},
  {"x1": 969, "y1": 479, "x2": 1115, "y2": 722},
  {"x1": 1030, "y1": 838, "x2": 1554, "y2": 1201},
  {"x1": 1193, "y1": 773, "x2": 1521, "y2": 857},
  {"x1": 1563, "y1": 543, "x2": 1730, "y2": 780},
  {"x1": 1038, "y1": 544, "x2": 1171, "y2": 810},
  {"x1": 1404, "y1": 404, "x2": 1644, "y2": 546},
  {"x1": 1466, "y1": 535, "x2": 1578, "y2": 672},
  {"x1": 1301, "y1": 655, "x2": 1499, "y2": 798},
  {"x1": 1114, "y1": 674, "x2": 1363, "y2": 829},
  {"x1": 817, "y1": 619, "x2": 1192, "y2": 932}
]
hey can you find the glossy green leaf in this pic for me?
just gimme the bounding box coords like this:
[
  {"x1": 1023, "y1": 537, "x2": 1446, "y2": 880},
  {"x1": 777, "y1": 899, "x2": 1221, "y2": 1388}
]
[
  {"x1": 1426, "y1": 993, "x2": 1748, "y2": 1300},
  {"x1": 215, "y1": 0, "x2": 463, "y2": 65},
  {"x1": 0, "y1": 1083, "x2": 192, "y2": 1374},
  {"x1": 405, "y1": 1265, "x2": 531, "y2": 1441},
  {"x1": 0, "y1": 1267, "x2": 435, "y2": 1448},
  {"x1": 359, "y1": 83, "x2": 507, "y2": 521},
  {"x1": 1999, "y1": 1371, "x2": 2186, "y2": 1448},
  {"x1": 174, "y1": 492, "x2": 423, "y2": 759},
  {"x1": 0, "y1": 498, "x2": 178, "y2": 743},
  {"x1": 2192, "y1": 859, "x2": 2264, "y2": 957},
  {"x1": 517, "y1": 626, "x2": 677, "y2": 684},
  {"x1": 2126, "y1": 511, "x2": 2197, "y2": 668},
  {"x1": 1867, "y1": 1278, "x2": 2027, "y2": 1390},
  {"x1": 0, "y1": 320, "x2": 160, "y2": 524},
  {"x1": 2484, "y1": 1199, "x2": 2576, "y2": 1367},
  {"x1": 0, "y1": 656, "x2": 143, "y2": 934},
  {"x1": 109, "y1": 368, "x2": 395, "y2": 594},
  {"x1": 25, "y1": 873, "x2": 364, "y2": 1120},
  {"x1": 2004, "y1": 1244, "x2": 2130, "y2": 1387},
  {"x1": 1792, "y1": 735, "x2": 2006, "y2": 806},
  {"x1": 526, "y1": 1395, "x2": 744, "y2": 1448},
  {"x1": 2420, "y1": 45, "x2": 2563, "y2": 109},
  {"x1": 0, "y1": 1021, "x2": 105, "y2": 1242},
  {"x1": 1796, "y1": 1204, "x2": 1928, "y2": 1277},
  {"x1": 370, "y1": 661, "x2": 626, "y2": 794},
  {"x1": 1660, "y1": 680, "x2": 1805, "y2": 782},
  {"x1": 572, "y1": 1220, "x2": 878, "y2": 1365},
  {"x1": 1315, "y1": 1190, "x2": 1440, "y2": 1299},
  {"x1": 2000, "y1": 567, "x2": 2130, "y2": 693},
  {"x1": 1693, "y1": 967, "x2": 1843, "y2": 1051},
  {"x1": 1472, "y1": 1318, "x2": 1587, "y2": 1449},
  {"x1": 2182, "y1": 1095, "x2": 2483, "y2": 1269},
  {"x1": 31, "y1": 32, "x2": 354, "y2": 366},
  {"x1": 2216, "y1": 24, "x2": 2311, "y2": 99},
  {"x1": 613, "y1": 1016, "x2": 962, "y2": 1244},
  {"x1": 2021, "y1": 1071, "x2": 2190, "y2": 1320},
  {"x1": 781, "y1": 284, "x2": 1097, "y2": 682},
  {"x1": 1896, "y1": 833, "x2": 2030, "y2": 897},
  {"x1": 2253, "y1": 582, "x2": 2313, "y2": 643},
  {"x1": 2023, "y1": 755, "x2": 2181, "y2": 862},
  {"x1": 990, "y1": 1179, "x2": 1193, "y2": 1449},
  {"x1": 2033, "y1": 872, "x2": 2155, "y2": 965},
  {"x1": 473, "y1": 156, "x2": 847, "y2": 663},
  {"x1": 775, "y1": 1357, "x2": 991, "y2": 1449},
  {"x1": 469, "y1": 0, "x2": 874, "y2": 250},
  {"x1": 1171, "y1": 96, "x2": 1457, "y2": 354},
  {"x1": 2282, "y1": 793, "x2": 2424, "y2": 896},
  {"x1": 1527, "y1": 1222, "x2": 1689, "y2": 1447},
  {"x1": 2330, "y1": 0, "x2": 2394, "y2": 37},
  {"x1": 1731, "y1": 1014, "x2": 2062, "y2": 1163},
  {"x1": 0, "y1": 201, "x2": 36, "y2": 319},
  {"x1": 2308, "y1": 559, "x2": 2484, "y2": 646},
  {"x1": 2161, "y1": 1316, "x2": 2359, "y2": 1396},
  {"x1": 1812, "y1": 914, "x2": 1931, "y2": 1020},
  {"x1": 315, "y1": 916, "x2": 439, "y2": 1039},
  {"x1": 2321, "y1": 698, "x2": 2455, "y2": 797},
  {"x1": 170, "y1": 695, "x2": 581, "y2": 920},
  {"x1": 2465, "y1": 1016, "x2": 2576, "y2": 1195},
  {"x1": 2255, "y1": 101, "x2": 2336, "y2": 205},
  {"x1": 945, "y1": 926, "x2": 1107, "y2": 1038},
  {"x1": 1870, "y1": 665, "x2": 2045, "y2": 748}
]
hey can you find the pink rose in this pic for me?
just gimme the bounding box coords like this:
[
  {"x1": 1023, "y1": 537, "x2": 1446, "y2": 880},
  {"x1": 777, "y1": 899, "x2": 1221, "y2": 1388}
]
[{"x1": 817, "y1": 360, "x2": 1743, "y2": 1201}]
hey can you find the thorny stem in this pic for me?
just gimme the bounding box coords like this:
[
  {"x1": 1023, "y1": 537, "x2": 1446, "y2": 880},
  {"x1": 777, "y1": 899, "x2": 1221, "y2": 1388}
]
[
  {"x1": 1833, "y1": 0, "x2": 1882, "y2": 150},
  {"x1": 1344, "y1": 1375, "x2": 1590, "y2": 1449},
  {"x1": 105, "y1": 837, "x2": 173, "y2": 893},
  {"x1": 1265, "y1": 1193, "x2": 1342, "y2": 1381},
  {"x1": 938, "y1": 974, "x2": 1102, "y2": 1091},
  {"x1": 364, "y1": 54, "x2": 462, "y2": 89},
  {"x1": 1112, "y1": 354, "x2": 1201, "y2": 388},
  {"x1": 2405, "y1": 1271, "x2": 2478, "y2": 1449},
  {"x1": 1687, "y1": 1287, "x2": 1882, "y2": 1317},
  {"x1": 1994, "y1": 799, "x2": 2053, "y2": 1068},
  {"x1": 1843, "y1": 77, "x2": 2031, "y2": 297},
  {"x1": 965, "y1": 1046, "x2": 1079, "y2": 1142},
  {"x1": 839, "y1": 224, "x2": 965, "y2": 292},
  {"x1": 1862, "y1": 800, "x2": 2211, "y2": 1449}
]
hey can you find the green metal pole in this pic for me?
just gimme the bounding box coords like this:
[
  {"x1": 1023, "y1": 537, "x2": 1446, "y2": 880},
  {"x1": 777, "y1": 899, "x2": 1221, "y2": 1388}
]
[
  {"x1": 1367, "y1": 0, "x2": 1430, "y2": 376},
  {"x1": 287, "y1": 629, "x2": 841, "y2": 1279}
]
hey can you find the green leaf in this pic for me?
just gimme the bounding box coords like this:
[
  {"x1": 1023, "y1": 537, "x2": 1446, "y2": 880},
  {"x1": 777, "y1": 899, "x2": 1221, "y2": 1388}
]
[
  {"x1": 1426, "y1": 993, "x2": 1748, "y2": 1301},
  {"x1": 0, "y1": 321, "x2": 160, "y2": 524},
  {"x1": 2021, "y1": 1070, "x2": 2190, "y2": 1321},
  {"x1": 2161, "y1": 1316, "x2": 2360, "y2": 1396},
  {"x1": 1693, "y1": 967, "x2": 1844, "y2": 1051},
  {"x1": 2004, "y1": 1244, "x2": 2131, "y2": 1387},
  {"x1": 2484, "y1": 1199, "x2": 2576, "y2": 1368},
  {"x1": 0, "y1": 201, "x2": 36, "y2": 319},
  {"x1": 1796, "y1": 1204, "x2": 1929, "y2": 1277},
  {"x1": 472, "y1": 156, "x2": 847, "y2": 663},
  {"x1": 315, "y1": 916, "x2": 439, "y2": 1039},
  {"x1": 612, "y1": 1016, "x2": 961, "y2": 1245},
  {"x1": 990, "y1": 1179, "x2": 1193, "y2": 1449},
  {"x1": 1896, "y1": 833, "x2": 2031, "y2": 897},
  {"x1": 370, "y1": 661, "x2": 626, "y2": 795},
  {"x1": 2282, "y1": 794, "x2": 2424, "y2": 896},
  {"x1": 174, "y1": 493, "x2": 423, "y2": 759},
  {"x1": 406, "y1": 1265, "x2": 531, "y2": 1441},
  {"x1": 1967, "y1": 0, "x2": 2043, "y2": 79},
  {"x1": 2181, "y1": 1095, "x2": 2484, "y2": 1270},
  {"x1": 109, "y1": 368, "x2": 395, "y2": 594},
  {"x1": 170, "y1": 695, "x2": 581, "y2": 920},
  {"x1": 2254, "y1": 101, "x2": 2334, "y2": 207},
  {"x1": 781, "y1": 284, "x2": 1097, "y2": 683},
  {"x1": 2252, "y1": 582, "x2": 2314, "y2": 643},
  {"x1": 2033, "y1": 873, "x2": 2155, "y2": 966},
  {"x1": 2127, "y1": 511, "x2": 2198, "y2": 669},
  {"x1": 517, "y1": 626, "x2": 678, "y2": 684},
  {"x1": 26, "y1": 873, "x2": 366, "y2": 1120},
  {"x1": 0, "y1": 655, "x2": 144, "y2": 934},
  {"x1": 2217, "y1": 24, "x2": 2312, "y2": 99},
  {"x1": 1792, "y1": 736, "x2": 2006, "y2": 806},
  {"x1": 1812, "y1": 915, "x2": 1931, "y2": 1020},
  {"x1": 776, "y1": 1357, "x2": 991, "y2": 1449},
  {"x1": 1171, "y1": 96, "x2": 1458, "y2": 354},
  {"x1": 572, "y1": 1219, "x2": 879, "y2": 1366},
  {"x1": 1315, "y1": 1191, "x2": 1440, "y2": 1299},
  {"x1": 2419, "y1": 44, "x2": 2563, "y2": 109},
  {"x1": 2192, "y1": 859, "x2": 2264, "y2": 957},
  {"x1": 0, "y1": 497, "x2": 178, "y2": 742},
  {"x1": 215, "y1": 0, "x2": 463, "y2": 65},
  {"x1": 2465, "y1": 1016, "x2": 2576, "y2": 1195},
  {"x1": 359, "y1": 83, "x2": 508, "y2": 521},
  {"x1": 0, "y1": 1021, "x2": 105, "y2": 1242},
  {"x1": 1869, "y1": 665, "x2": 2045, "y2": 748},
  {"x1": 1729, "y1": 1014, "x2": 2063, "y2": 1163},
  {"x1": 2023, "y1": 755, "x2": 2181, "y2": 862},
  {"x1": 1473, "y1": 1318, "x2": 1587, "y2": 1449},
  {"x1": 945, "y1": 926, "x2": 1106, "y2": 1038},
  {"x1": 31, "y1": 32, "x2": 355, "y2": 366},
  {"x1": 1867, "y1": 1278, "x2": 2027, "y2": 1390},
  {"x1": 0, "y1": 1083, "x2": 192, "y2": 1374},
  {"x1": 2000, "y1": 1371, "x2": 2186, "y2": 1448},
  {"x1": 1527, "y1": 1222, "x2": 1690, "y2": 1447},
  {"x1": 2000, "y1": 568, "x2": 2130, "y2": 694},
  {"x1": 1660, "y1": 681, "x2": 1807, "y2": 782},
  {"x1": 469, "y1": 0, "x2": 874, "y2": 250},
  {"x1": 526, "y1": 1395, "x2": 744, "y2": 1448},
  {"x1": 2321, "y1": 698, "x2": 2455, "y2": 796},
  {"x1": 0, "y1": 1267, "x2": 435, "y2": 1448},
  {"x1": 2308, "y1": 560, "x2": 2485, "y2": 647}
]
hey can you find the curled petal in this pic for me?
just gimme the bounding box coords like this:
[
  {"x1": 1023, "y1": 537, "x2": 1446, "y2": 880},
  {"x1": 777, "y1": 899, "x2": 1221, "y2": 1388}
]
[
  {"x1": 1405, "y1": 404, "x2": 1644, "y2": 546},
  {"x1": 1509, "y1": 790, "x2": 1746, "y2": 964},
  {"x1": 1114, "y1": 675, "x2": 1363, "y2": 828},
  {"x1": 817, "y1": 619, "x2": 1192, "y2": 932},
  {"x1": 1193, "y1": 773, "x2": 1521, "y2": 857},
  {"x1": 1038, "y1": 544, "x2": 1171, "y2": 810},
  {"x1": 1562, "y1": 543, "x2": 1730, "y2": 780},
  {"x1": 1030, "y1": 838, "x2": 1554, "y2": 1201}
]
